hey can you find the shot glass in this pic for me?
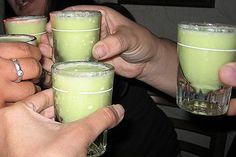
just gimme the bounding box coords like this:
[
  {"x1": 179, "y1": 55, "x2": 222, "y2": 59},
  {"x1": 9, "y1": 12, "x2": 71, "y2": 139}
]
[
  {"x1": 3, "y1": 16, "x2": 47, "y2": 45},
  {"x1": 0, "y1": 34, "x2": 37, "y2": 45},
  {"x1": 50, "y1": 10, "x2": 101, "y2": 62},
  {"x1": 52, "y1": 61, "x2": 114, "y2": 156},
  {"x1": 176, "y1": 22, "x2": 236, "y2": 116}
]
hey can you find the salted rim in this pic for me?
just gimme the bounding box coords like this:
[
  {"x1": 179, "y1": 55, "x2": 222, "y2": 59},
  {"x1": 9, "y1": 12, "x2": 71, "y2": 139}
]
[
  {"x1": 50, "y1": 10, "x2": 101, "y2": 18},
  {"x1": 178, "y1": 22, "x2": 236, "y2": 33},
  {"x1": 4, "y1": 16, "x2": 47, "y2": 23},
  {"x1": 52, "y1": 61, "x2": 114, "y2": 77}
]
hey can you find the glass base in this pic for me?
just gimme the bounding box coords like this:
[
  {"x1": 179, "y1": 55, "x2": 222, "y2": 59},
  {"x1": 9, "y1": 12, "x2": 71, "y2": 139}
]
[
  {"x1": 87, "y1": 131, "x2": 107, "y2": 157},
  {"x1": 177, "y1": 100, "x2": 229, "y2": 116},
  {"x1": 177, "y1": 75, "x2": 231, "y2": 116}
]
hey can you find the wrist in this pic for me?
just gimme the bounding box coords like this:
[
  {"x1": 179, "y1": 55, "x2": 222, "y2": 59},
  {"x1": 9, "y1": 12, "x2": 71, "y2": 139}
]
[{"x1": 138, "y1": 37, "x2": 178, "y2": 97}]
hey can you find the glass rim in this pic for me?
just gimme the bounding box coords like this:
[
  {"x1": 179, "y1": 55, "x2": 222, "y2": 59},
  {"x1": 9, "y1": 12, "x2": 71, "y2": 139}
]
[
  {"x1": 0, "y1": 34, "x2": 37, "y2": 43},
  {"x1": 178, "y1": 22, "x2": 236, "y2": 33},
  {"x1": 50, "y1": 10, "x2": 101, "y2": 18},
  {"x1": 3, "y1": 15, "x2": 47, "y2": 23},
  {"x1": 52, "y1": 61, "x2": 114, "y2": 77}
]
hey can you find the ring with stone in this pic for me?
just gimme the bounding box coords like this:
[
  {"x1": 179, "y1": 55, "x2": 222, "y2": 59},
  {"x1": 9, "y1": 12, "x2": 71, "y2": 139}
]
[{"x1": 11, "y1": 58, "x2": 24, "y2": 83}]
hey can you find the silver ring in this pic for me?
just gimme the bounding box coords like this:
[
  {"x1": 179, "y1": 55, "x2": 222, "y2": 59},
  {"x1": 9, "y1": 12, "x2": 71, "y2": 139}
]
[{"x1": 11, "y1": 58, "x2": 24, "y2": 83}]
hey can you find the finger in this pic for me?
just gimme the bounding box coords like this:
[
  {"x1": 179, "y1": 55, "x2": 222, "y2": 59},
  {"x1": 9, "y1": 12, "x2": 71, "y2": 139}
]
[
  {"x1": 40, "y1": 33, "x2": 50, "y2": 45},
  {"x1": 46, "y1": 22, "x2": 52, "y2": 33},
  {"x1": 39, "y1": 41, "x2": 53, "y2": 59},
  {"x1": 1, "y1": 58, "x2": 42, "y2": 81},
  {"x1": 48, "y1": 33, "x2": 54, "y2": 47},
  {"x1": 219, "y1": 63, "x2": 236, "y2": 86},
  {"x1": 40, "y1": 32, "x2": 54, "y2": 47},
  {"x1": 41, "y1": 57, "x2": 53, "y2": 72},
  {"x1": 92, "y1": 27, "x2": 136, "y2": 60},
  {"x1": 3, "y1": 81, "x2": 37, "y2": 102},
  {"x1": 21, "y1": 88, "x2": 53, "y2": 113},
  {"x1": 227, "y1": 99, "x2": 236, "y2": 116},
  {"x1": 84, "y1": 104, "x2": 124, "y2": 129},
  {"x1": 68, "y1": 104, "x2": 125, "y2": 145},
  {"x1": 0, "y1": 42, "x2": 41, "y2": 60}
]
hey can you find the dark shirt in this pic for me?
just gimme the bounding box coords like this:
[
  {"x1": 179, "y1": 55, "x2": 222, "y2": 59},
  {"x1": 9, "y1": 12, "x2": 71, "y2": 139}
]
[{"x1": 106, "y1": 76, "x2": 179, "y2": 157}]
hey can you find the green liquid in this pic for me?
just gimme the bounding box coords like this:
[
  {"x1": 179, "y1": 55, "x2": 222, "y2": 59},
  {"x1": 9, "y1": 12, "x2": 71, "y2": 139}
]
[
  {"x1": 51, "y1": 11, "x2": 101, "y2": 62},
  {"x1": 4, "y1": 16, "x2": 47, "y2": 44},
  {"x1": 52, "y1": 62, "x2": 114, "y2": 123},
  {"x1": 178, "y1": 27, "x2": 236, "y2": 93},
  {"x1": 53, "y1": 30, "x2": 100, "y2": 62}
]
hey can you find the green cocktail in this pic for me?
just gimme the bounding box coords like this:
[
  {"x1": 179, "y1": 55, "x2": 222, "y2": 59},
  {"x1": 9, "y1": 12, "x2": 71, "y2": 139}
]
[
  {"x1": 50, "y1": 10, "x2": 101, "y2": 62},
  {"x1": 3, "y1": 16, "x2": 47, "y2": 45},
  {"x1": 177, "y1": 22, "x2": 236, "y2": 116},
  {"x1": 52, "y1": 61, "x2": 114, "y2": 156},
  {"x1": 0, "y1": 34, "x2": 37, "y2": 45}
]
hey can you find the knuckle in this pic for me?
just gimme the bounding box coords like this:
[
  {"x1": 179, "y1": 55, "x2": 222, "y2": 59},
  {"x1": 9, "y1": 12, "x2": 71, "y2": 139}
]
[
  {"x1": 30, "y1": 59, "x2": 42, "y2": 77},
  {"x1": 26, "y1": 83, "x2": 37, "y2": 95}
]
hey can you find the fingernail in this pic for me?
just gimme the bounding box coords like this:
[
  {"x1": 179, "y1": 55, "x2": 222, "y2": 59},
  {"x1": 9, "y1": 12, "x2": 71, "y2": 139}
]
[
  {"x1": 220, "y1": 63, "x2": 236, "y2": 85},
  {"x1": 110, "y1": 104, "x2": 125, "y2": 123},
  {"x1": 94, "y1": 45, "x2": 107, "y2": 59}
]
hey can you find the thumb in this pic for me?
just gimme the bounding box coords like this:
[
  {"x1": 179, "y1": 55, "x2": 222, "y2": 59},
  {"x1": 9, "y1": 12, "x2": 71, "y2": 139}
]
[
  {"x1": 92, "y1": 27, "x2": 136, "y2": 60},
  {"x1": 219, "y1": 63, "x2": 236, "y2": 86},
  {"x1": 67, "y1": 104, "x2": 124, "y2": 145}
]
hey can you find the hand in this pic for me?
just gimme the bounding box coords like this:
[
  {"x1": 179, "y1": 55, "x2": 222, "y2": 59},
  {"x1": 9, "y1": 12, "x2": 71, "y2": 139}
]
[
  {"x1": 219, "y1": 63, "x2": 236, "y2": 115},
  {"x1": 0, "y1": 89, "x2": 124, "y2": 157},
  {"x1": 47, "y1": 5, "x2": 178, "y2": 96},
  {"x1": 0, "y1": 42, "x2": 42, "y2": 107}
]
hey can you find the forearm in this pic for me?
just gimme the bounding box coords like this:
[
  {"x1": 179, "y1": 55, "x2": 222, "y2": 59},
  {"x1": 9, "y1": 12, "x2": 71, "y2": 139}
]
[{"x1": 138, "y1": 36, "x2": 178, "y2": 97}]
